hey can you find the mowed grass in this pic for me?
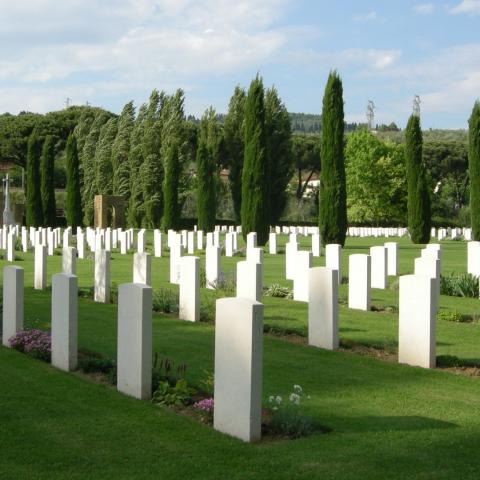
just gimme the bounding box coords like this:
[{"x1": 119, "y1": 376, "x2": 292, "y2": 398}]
[{"x1": 1, "y1": 235, "x2": 480, "y2": 479}]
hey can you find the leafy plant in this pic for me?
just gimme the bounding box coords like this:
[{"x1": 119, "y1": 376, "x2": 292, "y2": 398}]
[
  {"x1": 440, "y1": 273, "x2": 479, "y2": 298},
  {"x1": 152, "y1": 379, "x2": 196, "y2": 406},
  {"x1": 266, "y1": 385, "x2": 316, "y2": 439},
  {"x1": 193, "y1": 397, "x2": 214, "y2": 423},
  {"x1": 264, "y1": 283, "x2": 293, "y2": 299},
  {"x1": 153, "y1": 288, "x2": 179, "y2": 314}
]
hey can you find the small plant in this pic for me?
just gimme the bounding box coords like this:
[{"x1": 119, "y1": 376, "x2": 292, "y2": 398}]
[
  {"x1": 199, "y1": 296, "x2": 216, "y2": 323},
  {"x1": 199, "y1": 370, "x2": 215, "y2": 396},
  {"x1": 266, "y1": 385, "x2": 315, "y2": 439},
  {"x1": 264, "y1": 284, "x2": 293, "y2": 299},
  {"x1": 211, "y1": 272, "x2": 236, "y2": 295},
  {"x1": 193, "y1": 397, "x2": 214, "y2": 423},
  {"x1": 153, "y1": 288, "x2": 179, "y2": 314},
  {"x1": 152, "y1": 355, "x2": 188, "y2": 390},
  {"x1": 9, "y1": 329, "x2": 51, "y2": 362},
  {"x1": 440, "y1": 273, "x2": 479, "y2": 298},
  {"x1": 152, "y1": 379, "x2": 197, "y2": 406}
]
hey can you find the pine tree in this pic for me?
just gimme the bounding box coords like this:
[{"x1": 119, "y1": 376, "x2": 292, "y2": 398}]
[
  {"x1": 470, "y1": 101, "x2": 480, "y2": 240},
  {"x1": 319, "y1": 71, "x2": 347, "y2": 246},
  {"x1": 265, "y1": 86, "x2": 293, "y2": 225},
  {"x1": 112, "y1": 101, "x2": 135, "y2": 199},
  {"x1": 81, "y1": 111, "x2": 110, "y2": 225},
  {"x1": 405, "y1": 114, "x2": 431, "y2": 244},
  {"x1": 26, "y1": 132, "x2": 43, "y2": 227},
  {"x1": 224, "y1": 86, "x2": 246, "y2": 222},
  {"x1": 162, "y1": 142, "x2": 180, "y2": 232},
  {"x1": 40, "y1": 135, "x2": 56, "y2": 226},
  {"x1": 241, "y1": 75, "x2": 269, "y2": 246},
  {"x1": 196, "y1": 107, "x2": 219, "y2": 231},
  {"x1": 65, "y1": 133, "x2": 83, "y2": 228},
  {"x1": 94, "y1": 117, "x2": 118, "y2": 195}
]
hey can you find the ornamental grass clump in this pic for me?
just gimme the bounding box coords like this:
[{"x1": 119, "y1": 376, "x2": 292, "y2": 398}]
[{"x1": 9, "y1": 329, "x2": 51, "y2": 362}]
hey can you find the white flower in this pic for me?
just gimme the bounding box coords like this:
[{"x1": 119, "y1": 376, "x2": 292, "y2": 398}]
[
  {"x1": 275, "y1": 395, "x2": 282, "y2": 404},
  {"x1": 289, "y1": 393, "x2": 301, "y2": 405},
  {"x1": 268, "y1": 396, "x2": 275, "y2": 403},
  {"x1": 293, "y1": 385, "x2": 303, "y2": 394}
]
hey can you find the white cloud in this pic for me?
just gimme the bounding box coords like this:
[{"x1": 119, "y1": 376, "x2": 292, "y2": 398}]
[
  {"x1": 449, "y1": 0, "x2": 480, "y2": 15},
  {"x1": 353, "y1": 11, "x2": 378, "y2": 22},
  {"x1": 413, "y1": 3, "x2": 435, "y2": 14},
  {"x1": 0, "y1": 0, "x2": 293, "y2": 113}
]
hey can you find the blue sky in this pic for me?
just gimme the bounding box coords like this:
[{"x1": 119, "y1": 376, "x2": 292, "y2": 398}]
[{"x1": 0, "y1": 0, "x2": 478, "y2": 128}]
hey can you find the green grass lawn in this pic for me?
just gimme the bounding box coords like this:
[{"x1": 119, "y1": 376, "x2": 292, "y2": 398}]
[{"x1": 1, "y1": 235, "x2": 480, "y2": 479}]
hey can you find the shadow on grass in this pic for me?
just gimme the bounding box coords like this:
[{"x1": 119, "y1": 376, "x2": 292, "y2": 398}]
[{"x1": 335, "y1": 415, "x2": 457, "y2": 433}]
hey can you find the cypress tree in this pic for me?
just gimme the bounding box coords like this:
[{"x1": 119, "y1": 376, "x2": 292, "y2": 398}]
[
  {"x1": 40, "y1": 135, "x2": 56, "y2": 226},
  {"x1": 128, "y1": 104, "x2": 147, "y2": 227},
  {"x1": 319, "y1": 71, "x2": 347, "y2": 246},
  {"x1": 65, "y1": 133, "x2": 83, "y2": 228},
  {"x1": 265, "y1": 86, "x2": 293, "y2": 225},
  {"x1": 196, "y1": 107, "x2": 218, "y2": 232},
  {"x1": 26, "y1": 132, "x2": 43, "y2": 227},
  {"x1": 405, "y1": 114, "x2": 430, "y2": 243},
  {"x1": 224, "y1": 86, "x2": 246, "y2": 222},
  {"x1": 94, "y1": 117, "x2": 118, "y2": 195},
  {"x1": 241, "y1": 75, "x2": 269, "y2": 246},
  {"x1": 162, "y1": 142, "x2": 180, "y2": 232},
  {"x1": 470, "y1": 101, "x2": 480, "y2": 239},
  {"x1": 82, "y1": 111, "x2": 110, "y2": 225},
  {"x1": 112, "y1": 101, "x2": 135, "y2": 199}
]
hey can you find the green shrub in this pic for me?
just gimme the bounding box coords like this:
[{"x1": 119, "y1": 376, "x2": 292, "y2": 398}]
[
  {"x1": 264, "y1": 284, "x2": 293, "y2": 299},
  {"x1": 152, "y1": 379, "x2": 196, "y2": 406},
  {"x1": 440, "y1": 274, "x2": 479, "y2": 298},
  {"x1": 153, "y1": 288, "x2": 179, "y2": 314},
  {"x1": 200, "y1": 296, "x2": 216, "y2": 323}
]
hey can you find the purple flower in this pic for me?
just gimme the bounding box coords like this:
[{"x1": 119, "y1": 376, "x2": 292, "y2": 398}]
[
  {"x1": 8, "y1": 329, "x2": 51, "y2": 360},
  {"x1": 193, "y1": 398, "x2": 214, "y2": 412}
]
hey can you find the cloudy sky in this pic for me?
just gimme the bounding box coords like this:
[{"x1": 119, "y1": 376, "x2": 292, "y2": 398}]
[{"x1": 0, "y1": 0, "x2": 478, "y2": 128}]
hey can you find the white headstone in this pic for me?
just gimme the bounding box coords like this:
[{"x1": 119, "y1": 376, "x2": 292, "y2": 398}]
[
  {"x1": 133, "y1": 252, "x2": 152, "y2": 286},
  {"x1": 268, "y1": 232, "x2": 277, "y2": 255},
  {"x1": 62, "y1": 246, "x2": 77, "y2": 275},
  {"x1": 206, "y1": 245, "x2": 221, "y2": 289},
  {"x1": 311, "y1": 233, "x2": 321, "y2": 257},
  {"x1": 370, "y1": 246, "x2": 387, "y2": 289},
  {"x1": 398, "y1": 274, "x2": 436, "y2": 368},
  {"x1": 179, "y1": 256, "x2": 200, "y2": 322},
  {"x1": 51, "y1": 273, "x2": 78, "y2": 372},
  {"x1": 236, "y1": 261, "x2": 262, "y2": 302},
  {"x1": 214, "y1": 297, "x2": 263, "y2": 443},
  {"x1": 308, "y1": 267, "x2": 339, "y2": 350},
  {"x1": 34, "y1": 244, "x2": 47, "y2": 290},
  {"x1": 385, "y1": 242, "x2": 398, "y2": 276},
  {"x1": 154, "y1": 229, "x2": 162, "y2": 257},
  {"x1": 285, "y1": 241, "x2": 298, "y2": 280},
  {"x1": 94, "y1": 249, "x2": 110, "y2": 303},
  {"x1": 467, "y1": 241, "x2": 480, "y2": 277},
  {"x1": 348, "y1": 254, "x2": 371, "y2": 311},
  {"x1": 293, "y1": 250, "x2": 312, "y2": 302},
  {"x1": 2, "y1": 266, "x2": 23, "y2": 347},
  {"x1": 325, "y1": 244, "x2": 342, "y2": 283},
  {"x1": 117, "y1": 283, "x2": 152, "y2": 400}
]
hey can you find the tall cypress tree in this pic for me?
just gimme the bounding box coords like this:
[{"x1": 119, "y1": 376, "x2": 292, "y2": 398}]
[
  {"x1": 470, "y1": 101, "x2": 480, "y2": 240},
  {"x1": 26, "y1": 132, "x2": 43, "y2": 227},
  {"x1": 65, "y1": 133, "x2": 83, "y2": 228},
  {"x1": 196, "y1": 107, "x2": 218, "y2": 232},
  {"x1": 162, "y1": 142, "x2": 180, "y2": 232},
  {"x1": 405, "y1": 114, "x2": 430, "y2": 244},
  {"x1": 94, "y1": 117, "x2": 118, "y2": 195},
  {"x1": 265, "y1": 86, "x2": 293, "y2": 225},
  {"x1": 241, "y1": 75, "x2": 269, "y2": 246},
  {"x1": 82, "y1": 111, "x2": 110, "y2": 225},
  {"x1": 224, "y1": 86, "x2": 246, "y2": 223},
  {"x1": 319, "y1": 71, "x2": 347, "y2": 246},
  {"x1": 40, "y1": 135, "x2": 56, "y2": 226},
  {"x1": 112, "y1": 101, "x2": 135, "y2": 199}
]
